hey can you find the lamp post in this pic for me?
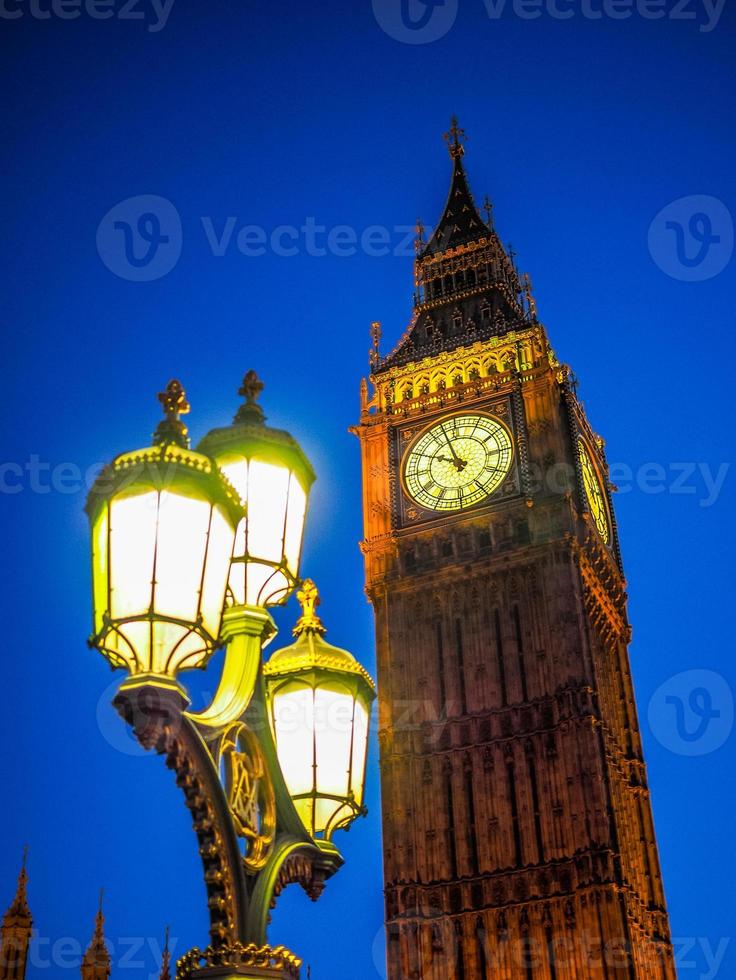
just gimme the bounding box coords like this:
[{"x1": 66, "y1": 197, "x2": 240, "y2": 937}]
[{"x1": 86, "y1": 375, "x2": 375, "y2": 980}]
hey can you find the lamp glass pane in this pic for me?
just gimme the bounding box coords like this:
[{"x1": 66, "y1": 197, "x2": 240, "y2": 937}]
[
  {"x1": 314, "y1": 685, "x2": 353, "y2": 800},
  {"x1": 109, "y1": 490, "x2": 159, "y2": 619},
  {"x1": 200, "y1": 505, "x2": 234, "y2": 637},
  {"x1": 152, "y1": 622, "x2": 206, "y2": 674},
  {"x1": 256, "y1": 567, "x2": 290, "y2": 606},
  {"x1": 247, "y1": 460, "x2": 290, "y2": 563},
  {"x1": 219, "y1": 459, "x2": 248, "y2": 503},
  {"x1": 92, "y1": 506, "x2": 109, "y2": 634},
  {"x1": 228, "y1": 519, "x2": 248, "y2": 605},
  {"x1": 283, "y1": 476, "x2": 307, "y2": 575},
  {"x1": 115, "y1": 620, "x2": 151, "y2": 672},
  {"x1": 315, "y1": 798, "x2": 341, "y2": 834},
  {"x1": 272, "y1": 683, "x2": 314, "y2": 797},
  {"x1": 349, "y1": 698, "x2": 370, "y2": 806},
  {"x1": 154, "y1": 491, "x2": 210, "y2": 624}
]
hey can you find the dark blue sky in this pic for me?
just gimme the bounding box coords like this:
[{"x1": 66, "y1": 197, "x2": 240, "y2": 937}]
[{"x1": 2, "y1": 1, "x2": 735, "y2": 976}]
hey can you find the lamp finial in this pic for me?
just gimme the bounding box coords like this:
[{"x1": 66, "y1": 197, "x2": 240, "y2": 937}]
[
  {"x1": 235, "y1": 369, "x2": 266, "y2": 424},
  {"x1": 293, "y1": 579, "x2": 327, "y2": 637},
  {"x1": 153, "y1": 379, "x2": 190, "y2": 448}
]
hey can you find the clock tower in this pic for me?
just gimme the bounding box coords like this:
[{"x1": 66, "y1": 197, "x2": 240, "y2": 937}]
[{"x1": 355, "y1": 121, "x2": 675, "y2": 978}]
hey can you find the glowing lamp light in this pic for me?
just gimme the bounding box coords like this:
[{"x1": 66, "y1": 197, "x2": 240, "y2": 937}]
[
  {"x1": 264, "y1": 580, "x2": 376, "y2": 839},
  {"x1": 197, "y1": 371, "x2": 315, "y2": 609},
  {"x1": 86, "y1": 381, "x2": 242, "y2": 686}
]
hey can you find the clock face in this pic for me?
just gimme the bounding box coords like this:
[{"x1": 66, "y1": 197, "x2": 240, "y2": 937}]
[
  {"x1": 403, "y1": 413, "x2": 513, "y2": 512},
  {"x1": 578, "y1": 439, "x2": 610, "y2": 544}
]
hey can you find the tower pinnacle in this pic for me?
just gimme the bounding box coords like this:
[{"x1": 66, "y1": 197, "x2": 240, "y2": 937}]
[
  {"x1": 80, "y1": 892, "x2": 111, "y2": 980},
  {"x1": 0, "y1": 851, "x2": 33, "y2": 980},
  {"x1": 159, "y1": 926, "x2": 171, "y2": 980}
]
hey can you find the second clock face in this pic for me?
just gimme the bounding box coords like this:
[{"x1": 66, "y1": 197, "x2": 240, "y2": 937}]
[{"x1": 404, "y1": 413, "x2": 513, "y2": 512}]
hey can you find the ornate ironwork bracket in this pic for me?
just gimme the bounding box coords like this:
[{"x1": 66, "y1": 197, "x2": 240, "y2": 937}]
[{"x1": 112, "y1": 627, "x2": 343, "y2": 979}]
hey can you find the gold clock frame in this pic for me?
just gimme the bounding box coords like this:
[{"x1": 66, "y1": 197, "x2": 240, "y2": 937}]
[
  {"x1": 577, "y1": 438, "x2": 611, "y2": 545},
  {"x1": 400, "y1": 410, "x2": 515, "y2": 514}
]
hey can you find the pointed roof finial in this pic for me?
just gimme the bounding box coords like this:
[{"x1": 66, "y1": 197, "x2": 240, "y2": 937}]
[
  {"x1": 159, "y1": 925, "x2": 172, "y2": 980},
  {"x1": 293, "y1": 579, "x2": 327, "y2": 637},
  {"x1": 153, "y1": 379, "x2": 190, "y2": 449},
  {"x1": 482, "y1": 195, "x2": 494, "y2": 230},
  {"x1": 522, "y1": 272, "x2": 538, "y2": 320},
  {"x1": 444, "y1": 115, "x2": 467, "y2": 159},
  {"x1": 369, "y1": 321, "x2": 382, "y2": 369},
  {"x1": 82, "y1": 891, "x2": 111, "y2": 978},
  {"x1": 234, "y1": 369, "x2": 266, "y2": 425},
  {"x1": 4, "y1": 848, "x2": 31, "y2": 921}
]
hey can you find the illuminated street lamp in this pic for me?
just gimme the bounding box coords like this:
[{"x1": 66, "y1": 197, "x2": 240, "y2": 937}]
[
  {"x1": 197, "y1": 369, "x2": 314, "y2": 610},
  {"x1": 85, "y1": 374, "x2": 375, "y2": 980},
  {"x1": 86, "y1": 380, "x2": 241, "y2": 692},
  {"x1": 265, "y1": 580, "x2": 376, "y2": 840}
]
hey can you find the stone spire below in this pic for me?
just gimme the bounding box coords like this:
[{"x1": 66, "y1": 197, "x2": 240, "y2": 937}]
[
  {"x1": 159, "y1": 926, "x2": 171, "y2": 980},
  {"x1": 80, "y1": 893, "x2": 111, "y2": 980},
  {"x1": 0, "y1": 851, "x2": 33, "y2": 980}
]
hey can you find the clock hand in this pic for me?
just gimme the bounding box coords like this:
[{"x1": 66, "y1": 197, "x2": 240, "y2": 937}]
[{"x1": 440, "y1": 424, "x2": 467, "y2": 471}]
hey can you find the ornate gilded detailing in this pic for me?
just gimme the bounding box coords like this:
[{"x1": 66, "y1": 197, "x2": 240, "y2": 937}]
[
  {"x1": 113, "y1": 684, "x2": 242, "y2": 948},
  {"x1": 264, "y1": 615, "x2": 374, "y2": 691},
  {"x1": 154, "y1": 379, "x2": 191, "y2": 448},
  {"x1": 367, "y1": 325, "x2": 551, "y2": 415},
  {"x1": 177, "y1": 943, "x2": 301, "y2": 979},
  {"x1": 86, "y1": 442, "x2": 242, "y2": 522},
  {"x1": 235, "y1": 369, "x2": 266, "y2": 425},
  {"x1": 220, "y1": 724, "x2": 276, "y2": 873},
  {"x1": 292, "y1": 579, "x2": 327, "y2": 637},
  {"x1": 270, "y1": 849, "x2": 326, "y2": 905},
  {"x1": 80, "y1": 893, "x2": 111, "y2": 980}
]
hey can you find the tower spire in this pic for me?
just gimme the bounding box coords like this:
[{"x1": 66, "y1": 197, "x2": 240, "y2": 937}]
[
  {"x1": 159, "y1": 926, "x2": 171, "y2": 980},
  {"x1": 422, "y1": 119, "x2": 486, "y2": 257},
  {"x1": 378, "y1": 121, "x2": 526, "y2": 369},
  {"x1": 80, "y1": 892, "x2": 111, "y2": 980},
  {"x1": 0, "y1": 850, "x2": 32, "y2": 980}
]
